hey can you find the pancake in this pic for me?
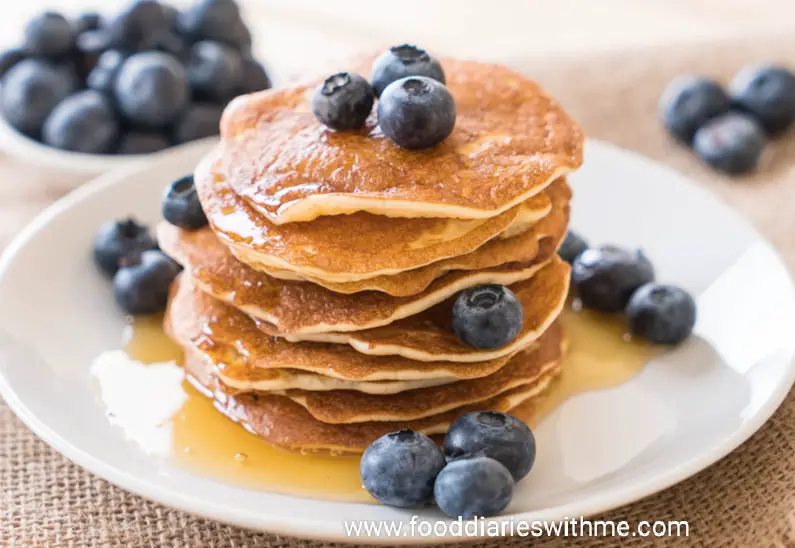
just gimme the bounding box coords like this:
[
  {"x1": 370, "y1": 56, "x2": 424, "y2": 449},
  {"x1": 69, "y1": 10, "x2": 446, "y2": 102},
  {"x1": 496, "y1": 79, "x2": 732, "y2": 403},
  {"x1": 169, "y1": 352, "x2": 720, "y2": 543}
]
[
  {"x1": 166, "y1": 275, "x2": 520, "y2": 381},
  {"x1": 219, "y1": 57, "x2": 583, "y2": 224},
  {"x1": 195, "y1": 148, "x2": 553, "y2": 282},
  {"x1": 258, "y1": 255, "x2": 571, "y2": 363},
  {"x1": 216, "y1": 363, "x2": 454, "y2": 395},
  {"x1": 281, "y1": 322, "x2": 563, "y2": 423},
  {"x1": 184, "y1": 347, "x2": 561, "y2": 452},
  {"x1": 260, "y1": 178, "x2": 571, "y2": 295},
  {"x1": 158, "y1": 220, "x2": 556, "y2": 335}
]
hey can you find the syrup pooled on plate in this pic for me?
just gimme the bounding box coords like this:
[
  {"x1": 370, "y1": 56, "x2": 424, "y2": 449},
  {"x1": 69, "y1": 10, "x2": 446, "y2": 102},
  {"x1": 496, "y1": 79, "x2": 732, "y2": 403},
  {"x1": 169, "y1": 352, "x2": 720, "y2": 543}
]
[{"x1": 98, "y1": 304, "x2": 656, "y2": 502}]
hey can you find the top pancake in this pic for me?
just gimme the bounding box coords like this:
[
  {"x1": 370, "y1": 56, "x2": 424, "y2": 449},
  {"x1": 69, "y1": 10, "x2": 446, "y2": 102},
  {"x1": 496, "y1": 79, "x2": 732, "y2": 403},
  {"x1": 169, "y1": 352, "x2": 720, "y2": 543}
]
[
  {"x1": 219, "y1": 58, "x2": 584, "y2": 224},
  {"x1": 195, "y1": 148, "x2": 553, "y2": 281}
]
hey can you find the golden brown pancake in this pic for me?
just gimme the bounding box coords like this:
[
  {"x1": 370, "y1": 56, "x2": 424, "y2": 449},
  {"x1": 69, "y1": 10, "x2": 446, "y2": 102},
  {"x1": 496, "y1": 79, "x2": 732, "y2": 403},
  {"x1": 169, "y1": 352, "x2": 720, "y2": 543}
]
[
  {"x1": 183, "y1": 347, "x2": 560, "y2": 452},
  {"x1": 219, "y1": 58, "x2": 583, "y2": 224},
  {"x1": 166, "y1": 275, "x2": 520, "y2": 381},
  {"x1": 158, "y1": 216, "x2": 558, "y2": 334},
  {"x1": 258, "y1": 255, "x2": 571, "y2": 363},
  {"x1": 281, "y1": 322, "x2": 563, "y2": 423},
  {"x1": 259, "y1": 178, "x2": 571, "y2": 295},
  {"x1": 195, "y1": 148, "x2": 553, "y2": 282}
]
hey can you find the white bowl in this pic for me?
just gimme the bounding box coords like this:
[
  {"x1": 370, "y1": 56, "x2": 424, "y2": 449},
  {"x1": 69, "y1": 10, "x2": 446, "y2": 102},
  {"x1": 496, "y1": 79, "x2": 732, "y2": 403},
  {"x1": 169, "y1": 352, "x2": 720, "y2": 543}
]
[{"x1": 0, "y1": 113, "x2": 220, "y2": 176}]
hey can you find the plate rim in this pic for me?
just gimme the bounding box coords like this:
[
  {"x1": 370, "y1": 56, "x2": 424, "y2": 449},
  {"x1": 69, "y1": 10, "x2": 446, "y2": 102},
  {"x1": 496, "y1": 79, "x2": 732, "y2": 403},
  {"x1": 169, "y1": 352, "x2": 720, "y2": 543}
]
[{"x1": 1, "y1": 138, "x2": 794, "y2": 544}]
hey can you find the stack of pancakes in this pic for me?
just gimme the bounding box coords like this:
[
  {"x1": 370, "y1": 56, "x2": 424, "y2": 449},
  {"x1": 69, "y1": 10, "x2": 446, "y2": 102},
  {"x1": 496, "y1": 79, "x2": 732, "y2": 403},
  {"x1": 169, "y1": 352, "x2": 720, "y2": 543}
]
[{"x1": 160, "y1": 58, "x2": 584, "y2": 452}]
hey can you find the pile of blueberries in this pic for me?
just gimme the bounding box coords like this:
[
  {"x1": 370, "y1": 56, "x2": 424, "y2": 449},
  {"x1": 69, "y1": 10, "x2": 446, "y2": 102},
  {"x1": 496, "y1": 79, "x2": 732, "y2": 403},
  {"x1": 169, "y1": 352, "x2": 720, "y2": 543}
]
[
  {"x1": 0, "y1": 0, "x2": 270, "y2": 155},
  {"x1": 312, "y1": 44, "x2": 455, "y2": 150},
  {"x1": 361, "y1": 411, "x2": 535, "y2": 518},
  {"x1": 561, "y1": 231, "x2": 696, "y2": 345},
  {"x1": 93, "y1": 174, "x2": 205, "y2": 314},
  {"x1": 659, "y1": 64, "x2": 795, "y2": 174}
]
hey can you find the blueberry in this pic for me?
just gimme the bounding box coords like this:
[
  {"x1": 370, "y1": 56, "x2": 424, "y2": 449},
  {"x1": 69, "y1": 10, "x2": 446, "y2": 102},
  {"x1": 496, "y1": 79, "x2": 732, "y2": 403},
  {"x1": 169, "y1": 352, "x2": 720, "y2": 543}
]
[
  {"x1": 113, "y1": 250, "x2": 181, "y2": 315},
  {"x1": 452, "y1": 284, "x2": 523, "y2": 350},
  {"x1": 434, "y1": 456, "x2": 514, "y2": 519},
  {"x1": 114, "y1": 51, "x2": 189, "y2": 128},
  {"x1": 730, "y1": 65, "x2": 795, "y2": 136},
  {"x1": 107, "y1": 0, "x2": 170, "y2": 51},
  {"x1": 43, "y1": 90, "x2": 119, "y2": 154},
  {"x1": 162, "y1": 175, "x2": 208, "y2": 229},
  {"x1": 693, "y1": 113, "x2": 765, "y2": 175},
  {"x1": 360, "y1": 430, "x2": 445, "y2": 507},
  {"x1": 370, "y1": 45, "x2": 445, "y2": 98},
  {"x1": 0, "y1": 49, "x2": 26, "y2": 80},
  {"x1": 627, "y1": 283, "x2": 697, "y2": 345},
  {"x1": 23, "y1": 12, "x2": 75, "y2": 59},
  {"x1": 1, "y1": 59, "x2": 76, "y2": 136},
  {"x1": 239, "y1": 56, "x2": 271, "y2": 94},
  {"x1": 74, "y1": 12, "x2": 103, "y2": 35},
  {"x1": 178, "y1": 0, "x2": 244, "y2": 45},
  {"x1": 75, "y1": 30, "x2": 113, "y2": 80},
  {"x1": 311, "y1": 73, "x2": 374, "y2": 131},
  {"x1": 88, "y1": 50, "x2": 126, "y2": 95},
  {"x1": 116, "y1": 131, "x2": 171, "y2": 154},
  {"x1": 153, "y1": 32, "x2": 189, "y2": 62},
  {"x1": 172, "y1": 103, "x2": 222, "y2": 144},
  {"x1": 558, "y1": 230, "x2": 589, "y2": 264},
  {"x1": 659, "y1": 75, "x2": 730, "y2": 144},
  {"x1": 160, "y1": 4, "x2": 180, "y2": 31},
  {"x1": 93, "y1": 218, "x2": 158, "y2": 277},
  {"x1": 378, "y1": 76, "x2": 456, "y2": 149},
  {"x1": 187, "y1": 41, "x2": 243, "y2": 102},
  {"x1": 572, "y1": 245, "x2": 655, "y2": 313},
  {"x1": 444, "y1": 411, "x2": 535, "y2": 481}
]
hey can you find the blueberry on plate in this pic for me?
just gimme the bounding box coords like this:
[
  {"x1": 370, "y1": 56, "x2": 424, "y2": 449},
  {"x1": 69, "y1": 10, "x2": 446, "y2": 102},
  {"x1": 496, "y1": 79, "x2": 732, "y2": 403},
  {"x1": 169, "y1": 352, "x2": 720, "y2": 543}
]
[
  {"x1": 378, "y1": 76, "x2": 456, "y2": 149},
  {"x1": 113, "y1": 250, "x2": 181, "y2": 315},
  {"x1": 114, "y1": 51, "x2": 190, "y2": 128},
  {"x1": 452, "y1": 284, "x2": 523, "y2": 350},
  {"x1": 160, "y1": 3, "x2": 180, "y2": 31},
  {"x1": 239, "y1": 55, "x2": 271, "y2": 94},
  {"x1": 572, "y1": 245, "x2": 655, "y2": 313},
  {"x1": 659, "y1": 75, "x2": 730, "y2": 144},
  {"x1": 162, "y1": 175, "x2": 208, "y2": 230},
  {"x1": 0, "y1": 49, "x2": 26, "y2": 80},
  {"x1": 312, "y1": 73, "x2": 374, "y2": 131},
  {"x1": 627, "y1": 283, "x2": 697, "y2": 345},
  {"x1": 693, "y1": 113, "x2": 765, "y2": 175},
  {"x1": 434, "y1": 456, "x2": 515, "y2": 519},
  {"x1": 360, "y1": 430, "x2": 445, "y2": 507},
  {"x1": 1, "y1": 59, "x2": 76, "y2": 136},
  {"x1": 23, "y1": 12, "x2": 75, "y2": 59},
  {"x1": 558, "y1": 230, "x2": 589, "y2": 265},
  {"x1": 178, "y1": 0, "x2": 244, "y2": 45},
  {"x1": 74, "y1": 11, "x2": 103, "y2": 35},
  {"x1": 172, "y1": 103, "x2": 223, "y2": 144},
  {"x1": 116, "y1": 131, "x2": 171, "y2": 154},
  {"x1": 187, "y1": 41, "x2": 244, "y2": 102},
  {"x1": 730, "y1": 65, "x2": 795, "y2": 136},
  {"x1": 444, "y1": 411, "x2": 536, "y2": 481},
  {"x1": 88, "y1": 50, "x2": 126, "y2": 95},
  {"x1": 93, "y1": 218, "x2": 158, "y2": 277},
  {"x1": 106, "y1": 0, "x2": 170, "y2": 51},
  {"x1": 153, "y1": 32, "x2": 189, "y2": 62},
  {"x1": 370, "y1": 45, "x2": 445, "y2": 98},
  {"x1": 43, "y1": 90, "x2": 119, "y2": 154}
]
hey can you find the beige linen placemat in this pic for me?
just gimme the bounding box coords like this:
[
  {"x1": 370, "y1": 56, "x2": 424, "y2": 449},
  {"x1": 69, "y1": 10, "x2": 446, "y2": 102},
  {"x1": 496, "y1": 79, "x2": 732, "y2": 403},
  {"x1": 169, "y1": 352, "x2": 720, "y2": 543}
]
[{"x1": 3, "y1": 34, "x2": 795, "y2": 547}]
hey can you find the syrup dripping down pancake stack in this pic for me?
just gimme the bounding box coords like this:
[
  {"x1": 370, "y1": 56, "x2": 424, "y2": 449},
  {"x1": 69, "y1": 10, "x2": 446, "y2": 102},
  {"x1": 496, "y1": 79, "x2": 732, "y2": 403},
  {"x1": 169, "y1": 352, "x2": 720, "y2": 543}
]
[{"x1": 160, "y1": 57, "x2": 584, "y2": 452}]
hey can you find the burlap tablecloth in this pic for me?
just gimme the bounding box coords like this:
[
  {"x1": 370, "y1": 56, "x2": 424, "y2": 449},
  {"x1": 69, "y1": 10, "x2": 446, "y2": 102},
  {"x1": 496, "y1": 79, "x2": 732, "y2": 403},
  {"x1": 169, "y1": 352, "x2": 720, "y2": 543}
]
[{"x1": 4, "y1": 33, "x2": 795, "y2": 547}]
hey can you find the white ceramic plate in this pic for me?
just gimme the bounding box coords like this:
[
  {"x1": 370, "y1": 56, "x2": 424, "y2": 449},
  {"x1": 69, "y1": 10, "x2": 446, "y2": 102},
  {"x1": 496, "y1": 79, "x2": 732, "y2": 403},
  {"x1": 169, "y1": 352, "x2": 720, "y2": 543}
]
[{"x1": 1, "y1": 139, "x2": 794, "y2": 544}]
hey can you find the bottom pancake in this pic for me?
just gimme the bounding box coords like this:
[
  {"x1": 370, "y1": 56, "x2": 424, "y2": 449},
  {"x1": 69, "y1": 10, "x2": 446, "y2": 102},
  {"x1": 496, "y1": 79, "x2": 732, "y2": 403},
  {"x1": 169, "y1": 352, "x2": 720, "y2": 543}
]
[{"x1": 183, "y1": 348, "x2": 562, "y2": 452}]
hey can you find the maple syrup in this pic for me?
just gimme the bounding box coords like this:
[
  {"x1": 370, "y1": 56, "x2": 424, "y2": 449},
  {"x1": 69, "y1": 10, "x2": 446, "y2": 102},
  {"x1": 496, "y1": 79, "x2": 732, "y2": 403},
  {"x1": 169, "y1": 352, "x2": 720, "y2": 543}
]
[{"x1": 96, "y1": 302, "x2": 656, "y2": 502}]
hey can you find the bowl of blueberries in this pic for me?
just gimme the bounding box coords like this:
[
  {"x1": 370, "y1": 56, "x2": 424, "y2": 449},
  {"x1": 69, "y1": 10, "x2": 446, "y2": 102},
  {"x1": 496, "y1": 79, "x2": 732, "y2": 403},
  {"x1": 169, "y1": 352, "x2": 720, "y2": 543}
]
[{"x1": 0, "y1": 0, "x2": 270, "y2": 175}]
